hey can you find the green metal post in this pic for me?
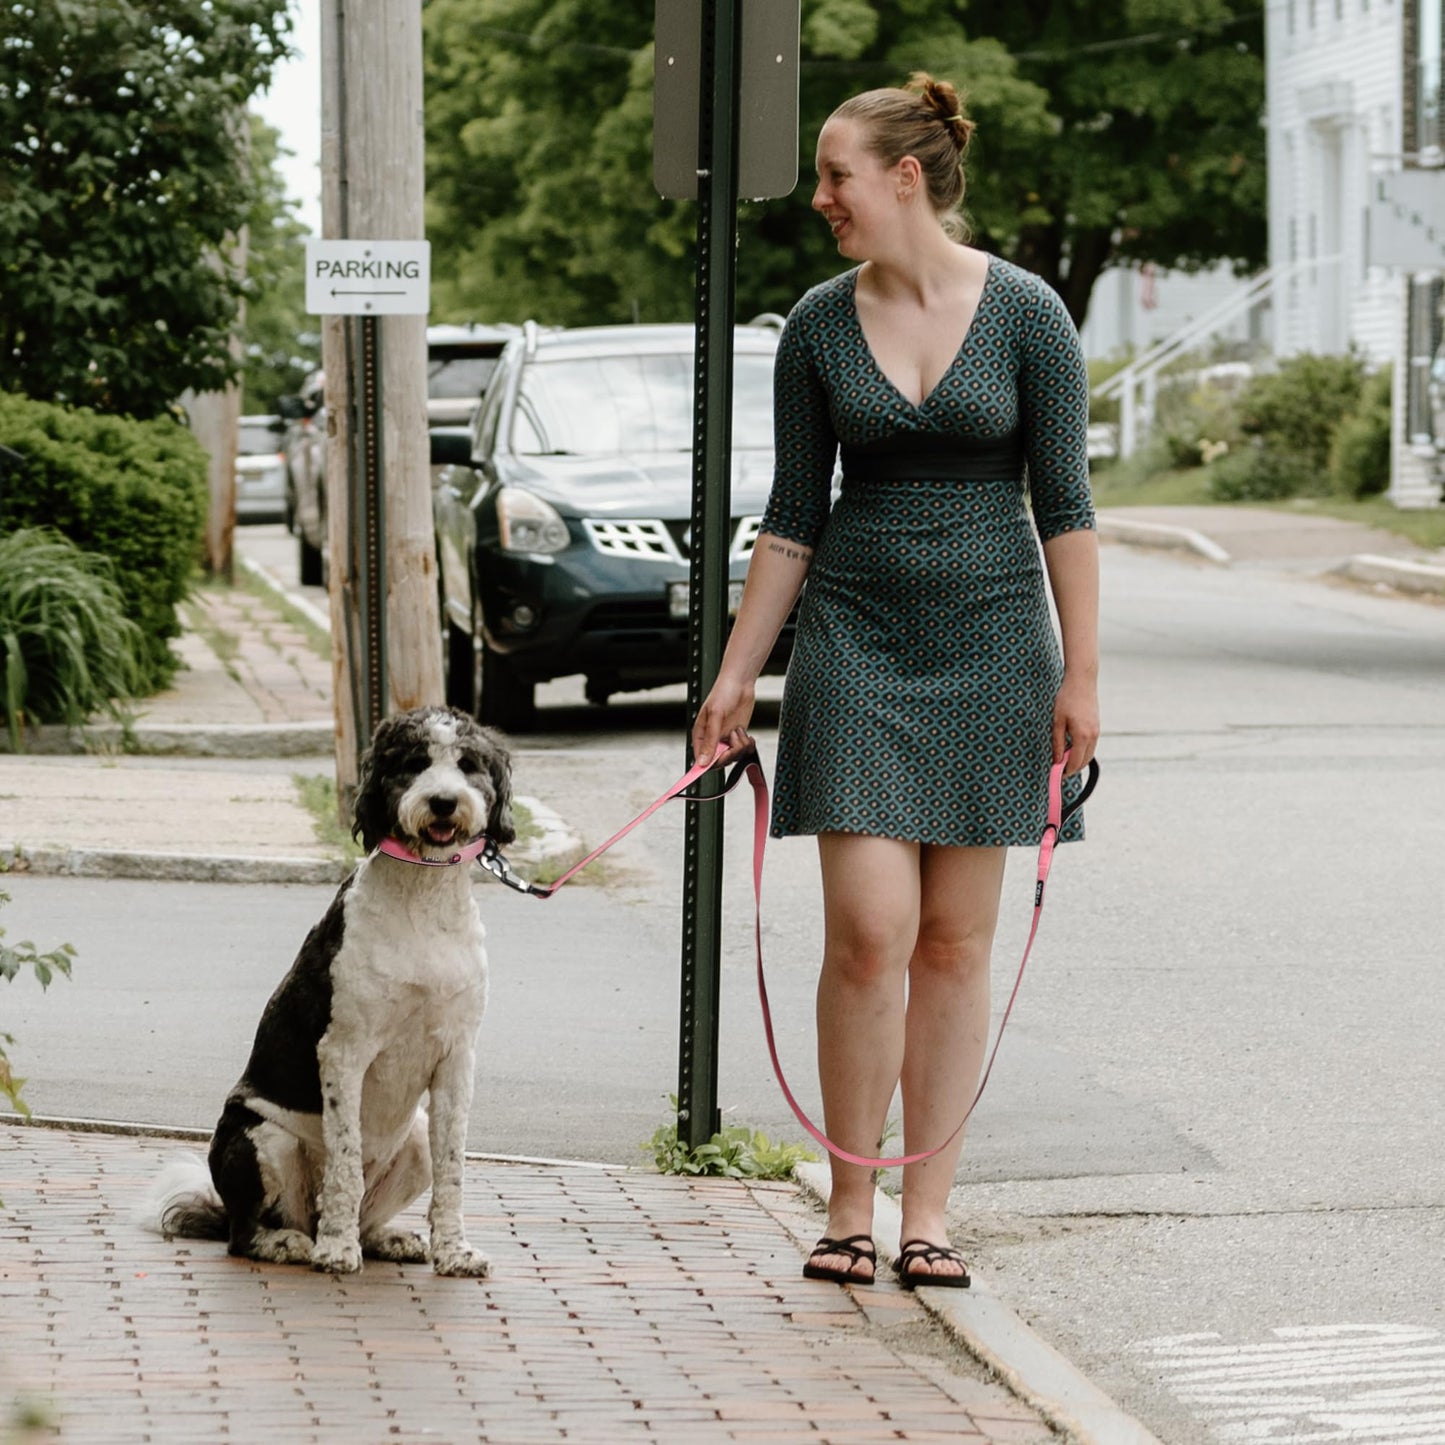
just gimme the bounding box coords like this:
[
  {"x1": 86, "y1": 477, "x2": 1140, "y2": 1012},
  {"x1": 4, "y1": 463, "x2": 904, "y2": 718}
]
[{"x1": 678, "y1": 0, "x2": 741, "y2": 1151}]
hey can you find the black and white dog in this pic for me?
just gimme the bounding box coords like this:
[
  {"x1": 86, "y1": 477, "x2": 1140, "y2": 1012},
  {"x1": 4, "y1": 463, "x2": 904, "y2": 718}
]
[{"x1": 138, "y1": 705, "x2": 513, "y2": 1276}]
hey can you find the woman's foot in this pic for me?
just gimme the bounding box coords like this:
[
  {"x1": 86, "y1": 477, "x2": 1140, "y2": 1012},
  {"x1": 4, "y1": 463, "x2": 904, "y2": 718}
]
[
  {"x1": 802, "y1": 1233, "x2": 877, "y2": 1286},
  {"x1": 895, "y1": 1237, "x2": 970, "y2": 1290}
]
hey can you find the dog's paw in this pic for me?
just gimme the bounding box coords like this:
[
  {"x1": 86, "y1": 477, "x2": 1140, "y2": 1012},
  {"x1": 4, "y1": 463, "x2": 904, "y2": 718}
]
[
  {"x1": 312, "y1": 1234, "x2": 364, "y2": 1274},
  {"x1": 432, "y1": 1242, "x2": 491, "y2": 1278},
  {"x1": 362, "y1": 1227, "x2": 429, "y2": 1264}
]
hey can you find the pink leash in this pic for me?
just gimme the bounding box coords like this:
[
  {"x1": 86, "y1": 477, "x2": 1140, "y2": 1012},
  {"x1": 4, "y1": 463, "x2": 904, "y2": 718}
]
[{"x1": 379, "y1": 741, "x2": 1098, "y2": 1170}]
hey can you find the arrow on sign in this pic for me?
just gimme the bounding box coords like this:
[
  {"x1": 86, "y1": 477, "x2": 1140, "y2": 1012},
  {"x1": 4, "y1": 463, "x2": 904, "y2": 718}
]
[{"x1": 331, "y1": 289, "x2": 408, "y2": 296}]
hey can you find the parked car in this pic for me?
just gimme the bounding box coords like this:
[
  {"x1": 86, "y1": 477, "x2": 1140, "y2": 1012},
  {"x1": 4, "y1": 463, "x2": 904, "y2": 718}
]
[
  {"x1": 234, "y1": 415, "x2": 289, "y2": 524},
  {"x1": 432, "y1": 320, "x2": 794, "y2": 730},
  {"x1": 279, "y1": 325, "x2": 516, "y2": 586}
]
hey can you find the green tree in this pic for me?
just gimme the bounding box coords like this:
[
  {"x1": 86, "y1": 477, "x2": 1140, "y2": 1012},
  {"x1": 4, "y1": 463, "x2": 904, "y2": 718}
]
[
  {"x1": 0, "y1": 0, "x2": 292, "y2": 418},
  {"x1": 422, "y1": 0, "x2": 1263, "y2": 330},
  {"x1": 239, "y1": 114, "x2": 320, "y2": 415}
]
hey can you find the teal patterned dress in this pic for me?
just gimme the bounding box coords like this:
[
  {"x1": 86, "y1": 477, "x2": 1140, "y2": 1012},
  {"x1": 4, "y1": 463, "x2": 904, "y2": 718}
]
[{"x1": 761, "y1": 257, "x2": 1095, "y2": 846}]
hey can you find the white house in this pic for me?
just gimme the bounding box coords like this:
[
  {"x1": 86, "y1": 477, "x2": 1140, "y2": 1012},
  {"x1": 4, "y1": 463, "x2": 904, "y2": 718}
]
[{"x1": 1267, "y1": 0, "x2": 1443, "y2": 505}]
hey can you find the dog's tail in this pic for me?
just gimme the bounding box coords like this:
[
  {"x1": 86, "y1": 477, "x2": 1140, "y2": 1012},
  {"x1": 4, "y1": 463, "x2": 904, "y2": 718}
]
[{"x1": 133, "y1": 1151, "x2": 228, "y2": 1241}]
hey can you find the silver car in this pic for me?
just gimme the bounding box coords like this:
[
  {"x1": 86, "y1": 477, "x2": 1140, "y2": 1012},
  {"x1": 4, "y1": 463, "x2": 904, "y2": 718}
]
[{"x1": 235, "y1": 415, "x2": 288, "y2": 524}]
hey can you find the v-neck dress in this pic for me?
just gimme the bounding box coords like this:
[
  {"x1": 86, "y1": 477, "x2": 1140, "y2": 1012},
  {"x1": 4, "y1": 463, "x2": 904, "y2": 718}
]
[{"x1": 761, "y1": 258, "x2": 1094, "y2": 846}]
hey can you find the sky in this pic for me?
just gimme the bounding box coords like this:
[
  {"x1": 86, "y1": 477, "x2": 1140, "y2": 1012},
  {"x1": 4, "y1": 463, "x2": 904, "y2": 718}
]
[{"x1": 252, "y1": 0, "x2": 323, "y2": 234}]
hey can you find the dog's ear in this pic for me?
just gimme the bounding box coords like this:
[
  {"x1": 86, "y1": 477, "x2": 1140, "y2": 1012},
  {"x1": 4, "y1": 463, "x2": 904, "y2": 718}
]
[
  {"x1": 482, "y1": 730, "x2": 516, "y2": 846},
  {"x1": 351, "y1": 715, "x2": 396, "y2": 852}
]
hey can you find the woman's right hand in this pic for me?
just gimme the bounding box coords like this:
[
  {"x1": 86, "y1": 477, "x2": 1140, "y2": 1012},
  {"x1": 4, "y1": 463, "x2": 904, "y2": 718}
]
[{"x1": 691, "y1": 674, "x2": 757, "y2": 769}]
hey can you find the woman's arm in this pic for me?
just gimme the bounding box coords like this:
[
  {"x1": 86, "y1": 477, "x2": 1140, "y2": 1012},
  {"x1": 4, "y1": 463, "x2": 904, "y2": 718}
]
[
  {"x1": 690, "y1": 532, "x2": 812, "y2": 765},
  {"x1": 1041, "y1": 527, "x2": 1099, "y2": 774}
]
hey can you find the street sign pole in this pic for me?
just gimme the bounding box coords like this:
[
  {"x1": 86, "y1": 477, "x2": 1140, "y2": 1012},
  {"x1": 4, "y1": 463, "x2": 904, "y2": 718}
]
[{"x1": 677, "y1": 0, "x2": 742, "y2": 1151}]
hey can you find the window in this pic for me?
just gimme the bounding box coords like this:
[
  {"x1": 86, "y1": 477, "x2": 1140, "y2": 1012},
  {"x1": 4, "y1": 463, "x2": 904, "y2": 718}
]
[{"x1": 510, "y1": 352, "x2": 776, "y2": 456}]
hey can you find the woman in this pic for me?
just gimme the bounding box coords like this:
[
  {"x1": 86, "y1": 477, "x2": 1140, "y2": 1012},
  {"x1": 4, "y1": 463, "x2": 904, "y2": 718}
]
[{"x1": 691, "y1": 73, "x2": 1099, "y2": 1289}]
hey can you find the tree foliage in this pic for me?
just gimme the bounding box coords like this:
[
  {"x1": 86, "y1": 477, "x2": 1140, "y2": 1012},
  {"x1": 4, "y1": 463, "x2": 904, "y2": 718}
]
[
  {"x1": 423, "y1": 0, "x2": 1264, "y2": 330},
  {"x1": 239, "y1": 115, "x2": 320, "y2": 415},
  {"x1": 0, "y1": 0, "x2": 292, "y2": 418}
]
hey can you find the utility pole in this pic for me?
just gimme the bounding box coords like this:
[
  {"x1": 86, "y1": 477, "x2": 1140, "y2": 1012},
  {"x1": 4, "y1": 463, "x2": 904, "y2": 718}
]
[{"x1": 318, "y1": 0, "x2": 440, "y2": 805}]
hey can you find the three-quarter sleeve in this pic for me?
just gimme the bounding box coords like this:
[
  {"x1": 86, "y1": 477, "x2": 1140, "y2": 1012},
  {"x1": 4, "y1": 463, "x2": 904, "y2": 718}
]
[
  {"x1": 760, "y1": 306, "x2": 839, "y2": 549},
  {"x1": 1019, "y1": 281, "x2": 1095, "y2": 541}
]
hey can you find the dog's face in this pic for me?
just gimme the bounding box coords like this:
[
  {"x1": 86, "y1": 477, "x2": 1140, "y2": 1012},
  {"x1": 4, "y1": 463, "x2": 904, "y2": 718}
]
[{"x1": 352, "y1": 706, "x2": 515, "y2": 856}]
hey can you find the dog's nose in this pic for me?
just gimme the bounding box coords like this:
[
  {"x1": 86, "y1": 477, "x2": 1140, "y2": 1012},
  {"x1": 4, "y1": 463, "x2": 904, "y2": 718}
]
[{"x1": 429, "y1": 795, "x2": 457, "y2": 818}]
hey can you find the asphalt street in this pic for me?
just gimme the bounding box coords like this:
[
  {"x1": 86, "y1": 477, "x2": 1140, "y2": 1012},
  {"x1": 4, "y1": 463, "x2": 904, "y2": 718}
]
[{"x1": 4, "y1": 532, "x2": 1444, "y2": 1444}]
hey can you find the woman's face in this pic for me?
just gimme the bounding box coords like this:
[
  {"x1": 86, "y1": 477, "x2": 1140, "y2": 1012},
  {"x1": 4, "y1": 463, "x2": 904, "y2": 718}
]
[{"x1": 811, "y1": 117, "x2": 899, "y2": 259}]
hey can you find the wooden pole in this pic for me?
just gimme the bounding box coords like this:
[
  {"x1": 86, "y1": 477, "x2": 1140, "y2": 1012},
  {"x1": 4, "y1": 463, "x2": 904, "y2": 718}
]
[{"x1": 320, "y1": 0, "x2": 440, "y2": 808}]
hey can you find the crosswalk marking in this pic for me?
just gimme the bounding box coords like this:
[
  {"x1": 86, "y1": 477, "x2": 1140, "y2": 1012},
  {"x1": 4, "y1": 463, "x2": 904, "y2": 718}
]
[{"x1": 1133, "y1": 1325, "x2": 1445, "y2": 1443}]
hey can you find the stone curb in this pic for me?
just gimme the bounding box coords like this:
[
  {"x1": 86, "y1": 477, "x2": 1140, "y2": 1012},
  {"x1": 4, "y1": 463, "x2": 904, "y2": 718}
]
[
  {"x1": 0, "y1": 794, "x2": 584, "y2": 886},
  {"x1": 0, "y1": 719, "x2": 336, "y2": 758},
  {"x1": 1333, "y1": 552, "x2": 1445, "y2": 597},
  {"x1": 1095, "y1": 512, "x2": 1232, "y2": 565},
  {"x1": 794, "y1": 1161, "x2": 1165, "y2": 1445}
]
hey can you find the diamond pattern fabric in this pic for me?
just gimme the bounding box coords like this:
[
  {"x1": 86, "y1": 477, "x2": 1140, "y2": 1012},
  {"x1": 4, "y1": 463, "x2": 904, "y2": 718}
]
[{"x1": 760, "y1": 259, "x2": 1095, "y2": 846}]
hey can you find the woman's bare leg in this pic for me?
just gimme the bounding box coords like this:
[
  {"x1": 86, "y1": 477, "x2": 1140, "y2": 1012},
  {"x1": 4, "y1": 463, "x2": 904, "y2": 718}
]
[
  {"x1": 810, "y1": 832, "x2": 922, "y2": 1279},
  {"x1": 897, "y1": 844, "x2": 1007, "y2": 1278}
]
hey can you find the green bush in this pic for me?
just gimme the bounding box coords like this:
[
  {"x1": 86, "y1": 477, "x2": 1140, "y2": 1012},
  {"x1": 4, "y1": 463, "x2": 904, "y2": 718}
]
[
  {"x1": 1329, "y1": 408, "x2": 1392, "y2": 498},
  {"x1": 0, "y1": 390, "x2": 207, "y2": 690},
  {"x1": 1207, "y1": 443, "x2": 1313, "y2": 502},
  {"x1": 0, "y1": 529, "x2": 148, "y2": 749},
  {"x1": 1236, "y1": 352, "x2": 1366, "y2": 481}
]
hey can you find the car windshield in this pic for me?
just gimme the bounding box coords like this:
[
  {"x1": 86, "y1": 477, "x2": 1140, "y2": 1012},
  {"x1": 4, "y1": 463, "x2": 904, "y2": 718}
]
[
  {"x1": 429, "y1": 355, "x2": 498, "y2": 401},
  {"x1": 239, "y1": 422, "x2": 281, "y2": 454},
  {"x1": 510, "y1": 350, "x2": 775, "y2": 455}
]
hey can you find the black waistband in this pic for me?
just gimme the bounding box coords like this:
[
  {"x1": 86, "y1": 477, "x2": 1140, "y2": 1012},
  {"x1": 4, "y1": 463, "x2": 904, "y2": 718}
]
[{"x1": 840, "y1": 431, "x2": 1024, "y2": 483}]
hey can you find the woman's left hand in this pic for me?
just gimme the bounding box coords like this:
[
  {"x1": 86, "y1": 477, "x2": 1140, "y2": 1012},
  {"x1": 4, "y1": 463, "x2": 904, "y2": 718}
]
[{"x1": 1052, "y1": 672, "x2": 1099, "y2": 776}]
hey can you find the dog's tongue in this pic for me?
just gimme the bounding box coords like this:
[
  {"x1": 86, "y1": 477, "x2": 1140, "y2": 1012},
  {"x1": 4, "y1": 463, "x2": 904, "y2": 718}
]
[{"x1": 425, "y1": 823, "x2": 458, "y2": 846}]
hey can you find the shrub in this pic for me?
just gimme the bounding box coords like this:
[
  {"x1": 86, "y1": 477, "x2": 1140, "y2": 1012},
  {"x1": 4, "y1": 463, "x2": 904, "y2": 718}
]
[
  {"x1": 647, "y1": 1097, "x2": 816, "y2": 1180},
  {"x1": 0, "y1": 390, "x2": 207, "y2": 691},
  {"x1": 1236, "y1": 352, "x2": 1366, "y2": 482},
  {"x1": 0, "y1": 529, "x2": 147, "y2": 750},
  {"x1": 1207, "y1": 443, "x2": 1314, "y2": 502},
  {"x1": 1329, "y1": 407, "x2": 1392, "y2": 498}
]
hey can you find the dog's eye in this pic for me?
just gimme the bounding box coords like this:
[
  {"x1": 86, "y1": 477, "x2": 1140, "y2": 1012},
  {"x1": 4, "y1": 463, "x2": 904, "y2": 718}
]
[
  {"x1": 458, "y1": 756, "x2": 481, "y2": 776},
  {"x1": 402, "y1": 753, "x2": 429, "y2": 775}
]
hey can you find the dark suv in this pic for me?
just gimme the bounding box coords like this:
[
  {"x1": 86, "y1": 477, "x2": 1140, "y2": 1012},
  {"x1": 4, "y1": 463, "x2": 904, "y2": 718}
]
[
  {"x1": 280, "y1": 324, "x2": 516, "y2": 586},
  {"x1": 431, "y1": 321, "x2": 793, "y2": 730}
]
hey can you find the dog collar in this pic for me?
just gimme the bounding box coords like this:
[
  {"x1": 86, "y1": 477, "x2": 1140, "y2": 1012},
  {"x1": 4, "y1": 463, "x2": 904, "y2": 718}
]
[
  {"x1": 376, "y1": 834, "x2": 546, "y2": 895},
  {"x1": 377, "y1": 833, "x2": 493, "y2": 869}
]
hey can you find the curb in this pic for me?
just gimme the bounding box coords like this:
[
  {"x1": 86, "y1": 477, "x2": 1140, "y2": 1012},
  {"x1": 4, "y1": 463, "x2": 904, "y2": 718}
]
[
  {"x1": 1333, "y1": 552, "x2": 1445, "y2": 597},
  {"x1": 1, "y1": 794, "x2": 584, "y2": 886},
  {"x1": 794, "y1": 1161, "x2": 1165, "y2": 1445},
  {"x1": 0, "y1": 719, "x2": 335, "y2": 758},
  {"x1": 1095, "y1": 513, "x2": 1232, "y2": 565}
]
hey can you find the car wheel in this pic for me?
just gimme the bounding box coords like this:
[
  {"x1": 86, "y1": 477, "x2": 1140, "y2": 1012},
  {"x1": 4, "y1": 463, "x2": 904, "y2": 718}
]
[
  {"x1": 299, "y1": 532, "x2": 324, "y2": 587},
  {"x1": 478, "y1": 644, "x2": 536, "y2": 733},
  {"x1": 443, "y1": 616, "x2": 478, "y2": 714}
]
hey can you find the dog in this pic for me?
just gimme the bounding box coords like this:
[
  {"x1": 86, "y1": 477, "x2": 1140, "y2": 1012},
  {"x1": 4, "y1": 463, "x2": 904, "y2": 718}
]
[{"x1": 137, "y1": 704, "x2": 513, "y2": 1276}]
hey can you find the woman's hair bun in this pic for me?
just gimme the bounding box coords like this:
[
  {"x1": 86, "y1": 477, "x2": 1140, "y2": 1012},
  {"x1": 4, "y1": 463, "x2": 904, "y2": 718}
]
[{"x1": 907, "y1": 71, "x2": 976, "y2": 152}]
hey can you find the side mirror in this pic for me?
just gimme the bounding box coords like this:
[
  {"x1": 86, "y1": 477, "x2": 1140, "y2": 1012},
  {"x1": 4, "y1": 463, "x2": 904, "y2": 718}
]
[{"x1": 430, "y1": 428, "x2": 474, "y2": 467}]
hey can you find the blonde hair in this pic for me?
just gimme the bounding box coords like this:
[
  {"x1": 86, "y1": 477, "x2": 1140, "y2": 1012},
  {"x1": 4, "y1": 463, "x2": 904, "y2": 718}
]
[{"x1": 831, "y1": 72, "x2": 976, "y2": 242}]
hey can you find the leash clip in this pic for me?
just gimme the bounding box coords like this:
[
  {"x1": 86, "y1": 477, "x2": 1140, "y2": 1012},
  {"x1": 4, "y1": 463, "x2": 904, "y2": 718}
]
[{"x1": 476, "y1": 838, "x2": 546, "y2": 896}]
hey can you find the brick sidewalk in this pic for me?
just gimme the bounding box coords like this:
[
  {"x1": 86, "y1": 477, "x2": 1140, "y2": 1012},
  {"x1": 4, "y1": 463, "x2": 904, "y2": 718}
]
[{"x1": 1, "y1": 1126, "x2": 1056, "y2": 1444}]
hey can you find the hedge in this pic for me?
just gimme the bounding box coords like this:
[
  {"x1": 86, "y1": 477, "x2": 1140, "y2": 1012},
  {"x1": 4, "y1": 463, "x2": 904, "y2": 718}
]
[{"x1": 0, "y1": 390, "x2": 207, "y2": 691}]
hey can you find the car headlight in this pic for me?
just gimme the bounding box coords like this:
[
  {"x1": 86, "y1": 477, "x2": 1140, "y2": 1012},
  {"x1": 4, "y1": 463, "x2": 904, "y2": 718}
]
[{"x1": 497, "y1": 487, "x2": 570, "y2": 554}]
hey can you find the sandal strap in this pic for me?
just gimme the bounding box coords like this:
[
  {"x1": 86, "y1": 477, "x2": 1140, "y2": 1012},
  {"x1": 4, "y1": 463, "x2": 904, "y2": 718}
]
[
  {"x1": 898, "y1": 1238, "x2": 967, "y2": 1267},
  {"x1": 810, "y1": 1233, "x2": 876, "y2": 1264}
]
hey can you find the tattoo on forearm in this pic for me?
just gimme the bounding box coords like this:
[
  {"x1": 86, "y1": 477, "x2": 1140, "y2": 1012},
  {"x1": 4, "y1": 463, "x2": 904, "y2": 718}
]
[{"x1": 765, "y1": 540, "x2": 812, "y2": 562}]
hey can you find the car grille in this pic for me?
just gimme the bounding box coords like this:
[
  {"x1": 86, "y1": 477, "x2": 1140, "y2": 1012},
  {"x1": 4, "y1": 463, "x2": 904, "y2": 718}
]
[
  {"x1": 585, "y1": 516, "x2": 765, "y2": 562},
  {"x1": 584, "y1": 519, "x2": 682, "y2": 562}
]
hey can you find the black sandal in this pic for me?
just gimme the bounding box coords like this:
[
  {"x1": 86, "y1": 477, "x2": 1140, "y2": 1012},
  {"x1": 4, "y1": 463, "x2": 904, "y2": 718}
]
[
  {"x1": 802, "y1": 1233, "x2": 877, "y2": 1286},
  {"x1": 895, "y1": 1238, "x2": 971, "y2": 1290}
]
